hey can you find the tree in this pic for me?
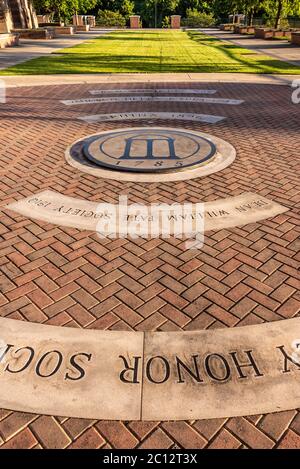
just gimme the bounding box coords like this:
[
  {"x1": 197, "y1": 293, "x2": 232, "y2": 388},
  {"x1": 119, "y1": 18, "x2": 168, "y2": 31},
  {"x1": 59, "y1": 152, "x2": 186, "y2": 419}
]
[
  {"x1": 237, "y1": 0, "x2": 262, "y2": 25},
  {"x1": 138, "y1": 0, "x2": 179, "y2": 27},
  {"x1": 34, "y1": 0, "x2": 300, "y2": 26},
  {"x1": 97, "y1": 9, "x2": 126, "y2": 25},
  {"x1": 211, "y1": 0, "x2": 243, "y2": 20},
  {"x1": 177, "y1": 0, "x2": 200, "y2": 18},
  {"x1": 94, "y1": 0, "x2": 134, "y2": 18},
  {"x1": 182, "y1": 8, "x2": 215, "y2": 25},
  {"x1": 176, "y1": 1, "x2": 214, "y2": 18},
  {"x1": 33, "y1": 0, "x2": 98, "y2": 21},
  {"x1": 263, "y1": 0, "x2": 300, "y2": 28},
  {"x1": 112, "y1": 0, "x2": 135, "y2": 18},
  {"x1": 211, "y1": 0, "x2": 263, "y2": 25},
  {"x1": 235, "y1": 0, "x2": 261, "y2": 25}
]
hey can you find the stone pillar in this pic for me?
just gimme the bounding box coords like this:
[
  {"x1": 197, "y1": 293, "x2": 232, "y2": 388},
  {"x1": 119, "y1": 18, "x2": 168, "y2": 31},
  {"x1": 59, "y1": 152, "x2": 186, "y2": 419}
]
[
  {"x1": 17, "y1": 0, "x2": 27, "y2": 28},
  {"x1": 30, "y1": 0, "x2": 38, "y2": 28},
  {"x1": 73, "y1": 15, "x2": 84, "y2": 26},
  {"x1": 6, "y1": 0, "x2": 22, "y2": 28},
  {"x1": 89, "y1": 16, "x2": 96, "y2": 27},
  {"x1": 4, "y1": 0, "x2": 38, "y2": 30},
  {"x1": 0, "y1": 0, "x2": 12, "y2": 32},
  {"x1": 23, "y1": 0, "x2": 38, "y2": 29},
  {"x1": 130, "y1": 15, "x2": 140, "y2": 29},
  {"x1": 171, "y1": 15, "x2": 181, "y2": 29}
]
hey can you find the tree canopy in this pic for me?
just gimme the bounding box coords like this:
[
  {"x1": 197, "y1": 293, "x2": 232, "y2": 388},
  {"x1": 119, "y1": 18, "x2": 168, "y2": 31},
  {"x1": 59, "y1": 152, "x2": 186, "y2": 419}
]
[
  {"x1": 33, "y1": 0, "x2": 300, "y2": 26},
  {"x1": 33, "y1": 0, "x2": 98, "y2": 18},
  {"x1": 263, "y1": 0, "x2": 300, "y2": 27}
]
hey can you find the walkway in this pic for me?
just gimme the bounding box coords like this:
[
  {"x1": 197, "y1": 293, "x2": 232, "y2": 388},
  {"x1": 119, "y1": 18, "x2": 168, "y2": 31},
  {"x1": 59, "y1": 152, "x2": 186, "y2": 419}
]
[
  {"x1": 0, "y1": 79, "x2": 299, "y2": 449},
  {"x1": 1, "y1": 72, "x2": 299, "y2": 88},
  {"x1": 0, "y1": 29, "x2": 110, "y2": 70},
  {"x1": 201, "y1": 28, "x2": 300, "y2": 67}
]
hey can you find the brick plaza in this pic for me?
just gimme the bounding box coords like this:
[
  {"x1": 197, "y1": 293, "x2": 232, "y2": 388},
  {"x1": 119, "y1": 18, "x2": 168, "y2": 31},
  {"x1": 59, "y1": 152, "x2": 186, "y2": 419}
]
[{"x1": 0, "y1": 79, "x2": 299, "y2": 448}]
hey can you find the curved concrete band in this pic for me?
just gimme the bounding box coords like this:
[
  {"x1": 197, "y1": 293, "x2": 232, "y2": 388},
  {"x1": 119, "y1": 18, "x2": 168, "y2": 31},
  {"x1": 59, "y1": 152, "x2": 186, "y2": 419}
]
[
  {"x1": 0, "y1": 317, "x2": 299, "y2": 421},
  {"x1": 4, "y1": 191, "x2": 288, "y2": 233}
]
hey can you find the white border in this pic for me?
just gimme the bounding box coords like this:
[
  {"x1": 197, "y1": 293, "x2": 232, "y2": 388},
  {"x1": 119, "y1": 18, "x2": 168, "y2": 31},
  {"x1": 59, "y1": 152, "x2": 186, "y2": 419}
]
[
  {"x1": 89, "y1": 88, "x2": 217, "y2": 95},
  {"x1": 78, "y1": 112, "x2": 226, "y2": 124},
  {"x1": 61, "y1": 96, "x2": 244, "y2": 105}
]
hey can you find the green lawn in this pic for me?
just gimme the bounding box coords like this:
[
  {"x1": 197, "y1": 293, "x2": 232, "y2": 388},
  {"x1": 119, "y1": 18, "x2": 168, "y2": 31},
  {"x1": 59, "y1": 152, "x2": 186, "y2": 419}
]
[{"x1": 1, "y1": 30, "x2": 300, "y2": 75}]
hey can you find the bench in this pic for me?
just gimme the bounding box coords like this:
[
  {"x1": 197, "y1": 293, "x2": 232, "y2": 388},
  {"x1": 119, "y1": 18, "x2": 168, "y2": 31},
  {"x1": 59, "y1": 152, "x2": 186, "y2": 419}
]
[{"x1": 12, "y1": 28, "x2": 55, "y2": 39}]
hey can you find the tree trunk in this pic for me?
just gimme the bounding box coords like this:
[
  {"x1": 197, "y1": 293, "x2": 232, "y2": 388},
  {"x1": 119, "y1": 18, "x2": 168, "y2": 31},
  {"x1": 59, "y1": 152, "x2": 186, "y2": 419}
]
[
  {"x1": 275, "y1": 0, "x2": 283, "y2": 29},
  {"x1": 249, "y1": 9, "x2": 254, "y2": 27},
  {"x1": 56, "y1": 7, "x2": 61, "y2": 24}
]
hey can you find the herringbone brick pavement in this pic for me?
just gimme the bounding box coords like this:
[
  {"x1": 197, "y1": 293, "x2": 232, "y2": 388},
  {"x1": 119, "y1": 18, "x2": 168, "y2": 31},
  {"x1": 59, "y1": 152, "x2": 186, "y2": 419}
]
[{"x1": 0, "y1": 82, "x2": 299, "y2": 448}]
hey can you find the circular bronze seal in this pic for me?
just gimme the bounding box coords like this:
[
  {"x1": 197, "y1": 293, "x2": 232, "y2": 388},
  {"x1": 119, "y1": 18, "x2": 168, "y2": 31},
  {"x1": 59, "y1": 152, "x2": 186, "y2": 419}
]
[{"x1": 71, "y1": 128, "x2": 217, "y2": 173}]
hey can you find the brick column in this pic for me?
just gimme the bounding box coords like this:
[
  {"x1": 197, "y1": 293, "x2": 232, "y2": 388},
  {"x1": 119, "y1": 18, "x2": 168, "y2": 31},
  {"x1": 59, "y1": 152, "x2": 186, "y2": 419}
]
[
  {"x1": 73, "y1": 15, "x2": 85, "y2": 26},
  {"x1": 130, "y1": 15, "x2": 140, "y2": 29},
  {"x1": 171, "y1": 15, "x2": 181, "y2": 29}
]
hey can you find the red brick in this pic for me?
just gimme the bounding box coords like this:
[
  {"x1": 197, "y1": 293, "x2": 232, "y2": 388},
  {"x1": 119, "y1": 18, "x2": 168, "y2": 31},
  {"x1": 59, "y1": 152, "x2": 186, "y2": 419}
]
[
  {"x1": 277, "y1": 297, "x2": 300, "y2": 318},
  {"x1": 68, "y1": 428, "x2": 105, "y2": 449},
  {"x1": 208, "y1": 428, "x2": 240, "y2": 449},
  {"x1": 30, "y1": 416, "x2": 71, "y2": 449},
  {"x1": 96, "y1": 422, "x2": 138, "y2": 449},
  {"x1": 162, "y1": 422, "x2": 207, "y2": 448},
  {"x1": 226, "y1": 417, "x2": 274, "y2": 449},
  {"x1": 1, "y1": 428, "x2": 37, "y2": 449},
  {"x1": 139, "y1": 428, "x2": 173, "y2": 449},
  {"x1": 277, "y1": 430, "x2": 300, "y2": 449}
]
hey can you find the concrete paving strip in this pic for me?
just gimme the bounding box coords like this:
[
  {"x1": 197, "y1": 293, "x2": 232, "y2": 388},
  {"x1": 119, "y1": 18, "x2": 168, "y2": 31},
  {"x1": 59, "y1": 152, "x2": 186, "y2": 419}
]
[
  {"x1": 4, "y1": 191, "x2": 288, "y2": 233},
  {"x1": 61, "y1": 97, "x2": 244, "y2": 105},
  {"x1": 0, "y1": 30, "x2": 111, "y2": 71},
  {"x1": 0, "y1": 317, "x2": 299, "y2": 420},
  {"x1": 0, "y1": 317, "x2": 143, "y2": 420},
  {"x1": 1, "y1": 73, "x2": 299, "y2": 88},
  {"x1": 79, "y1": 112, "x2": 226, "y2": 124},
  {"x1": 142, "y1": 318, "x2": 300, "y2": 420}
]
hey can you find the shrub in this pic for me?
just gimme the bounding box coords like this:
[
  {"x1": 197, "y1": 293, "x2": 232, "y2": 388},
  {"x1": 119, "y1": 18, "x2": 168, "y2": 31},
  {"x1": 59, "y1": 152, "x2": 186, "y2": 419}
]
[
  {"x1": 265, "y1": 17, "x2": 290, "y2": 29},
  {"x1": 97, "y1": 10, "x2": 126, "y2": 27},
  {"x1": 162, "y1": 16, "x2": 170, "y2": 28},
  {"x1": 182, "y1": 9, "x2": 215, "y2": 28}
]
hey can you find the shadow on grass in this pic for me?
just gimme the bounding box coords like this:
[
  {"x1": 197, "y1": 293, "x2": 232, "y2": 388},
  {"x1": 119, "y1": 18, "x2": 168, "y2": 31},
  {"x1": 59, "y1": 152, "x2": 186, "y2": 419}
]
[
  {"x1": 1, "y1": 30, "x2": 300, "y2": 75},
  {"x1": 187, "y1": 31, "x2": 300, "y2": 73},
  {"x1": 87, "y1": 36, "x2": 168, "y2": 41},
  {"x1": 88, "y1": 31, "x2": 171, "y2": 41},
  {"x1": 240, "y1": 42, "x2": 300, "y2": 50},
  {"x1": 2, "y1": 52, "x2": 300, "y2": 75}
]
